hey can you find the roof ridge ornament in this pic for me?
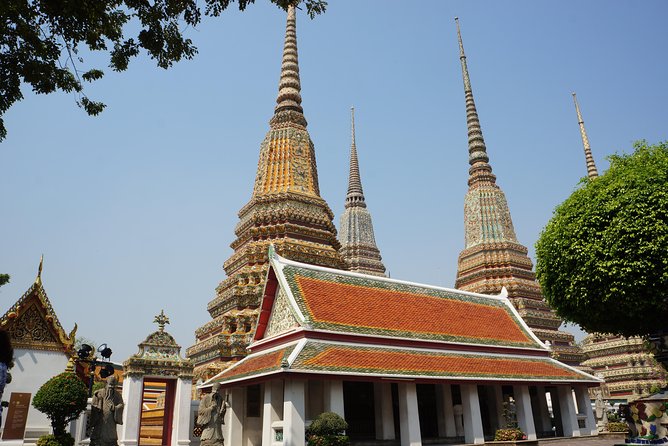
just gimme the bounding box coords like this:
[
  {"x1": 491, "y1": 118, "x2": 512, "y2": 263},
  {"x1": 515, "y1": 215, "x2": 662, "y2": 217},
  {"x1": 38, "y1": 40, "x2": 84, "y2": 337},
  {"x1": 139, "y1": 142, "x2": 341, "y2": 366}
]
[
  {"x1": 35, "y1": 254, "x2": 44, "y2": 285},
  {"x1": 154, "y1": 309, "x2": 170, "y2": 332},
  {"x1": 572, "y1": 92, "x2": 599, "y2": 179}
]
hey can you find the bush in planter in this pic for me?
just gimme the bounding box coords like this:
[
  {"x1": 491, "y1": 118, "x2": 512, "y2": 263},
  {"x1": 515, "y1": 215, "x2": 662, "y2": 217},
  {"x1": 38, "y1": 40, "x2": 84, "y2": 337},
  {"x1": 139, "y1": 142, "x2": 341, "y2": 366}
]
[
  {"x1": 607, "y1": 421, "x2": 630, "y2": 433},
  {"x1": 32, "y1": 372, "x2": 88, "y2": 443},
  {"x1": 306, "y1": 412, "x2": 349, "y2": 446},
  {"x1": 494, "y1": 428, "x2": 527, "y2": 441}
]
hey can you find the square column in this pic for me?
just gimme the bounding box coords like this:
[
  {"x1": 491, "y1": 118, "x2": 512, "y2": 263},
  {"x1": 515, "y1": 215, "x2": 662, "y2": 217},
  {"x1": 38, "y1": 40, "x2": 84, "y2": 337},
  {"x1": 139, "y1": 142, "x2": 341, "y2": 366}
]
[
  {"x1": 263, "y1": 380, "x2": 283, "y2": 446},
  {"x1": 398, "y1": 382, "x2": 421, "y2": 446},
  {"x1": 461, "y1": 384, "x2": 485, "y2": 444},
  {"x1": 514, "y1": 385, "x2": 536, "y2": 440},
  {"x1": 534, "y1": 386, "x2": 552, "y2": 434},
  {"x1": 171, "y1": 378, "x2": 193, "y2": 446},
  {"x1": 227, "y1": 387, "x2": 244, "y2": 446},
  {"x1": 119, "y1": 375, "x2": 143, "y2": 446},
  {"x1": 557, "y1": 386, "x2": 580, "y2": 437},
  {"x1": 574, "y1": 386, "x2": 596, "y2": 436},
  {"x1": 284, "y1": 379, "x2": 306, "y2": 446},
  {"x1": 436, "y1": 384, "x2": 457, "y2": 438},
  {"x1": 374, "y1": 382, "x2": 395, "y2": 440},
  {"x1": 323, "y1": 380, "x2": 344, "y2": 419}
]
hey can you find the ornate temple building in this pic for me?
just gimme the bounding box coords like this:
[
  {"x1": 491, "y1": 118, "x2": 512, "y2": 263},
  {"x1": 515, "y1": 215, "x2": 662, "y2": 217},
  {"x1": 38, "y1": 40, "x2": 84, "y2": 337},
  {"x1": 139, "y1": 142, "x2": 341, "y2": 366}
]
[
  {"x1": 571, "y1": 93, "x2": 666, "y2": 400},
  {"x1": 0, "y1": 258, "x2": 77, "y2": 442},
  {"x1": 338, "y1": 107, "x2": 386, "y2": 276},
  {"x1": 187, "y1": 5, "x2": 345, "y2": 380},
  {"x1": 452, "y1": 19, "x2": 585, "y2": 367}
]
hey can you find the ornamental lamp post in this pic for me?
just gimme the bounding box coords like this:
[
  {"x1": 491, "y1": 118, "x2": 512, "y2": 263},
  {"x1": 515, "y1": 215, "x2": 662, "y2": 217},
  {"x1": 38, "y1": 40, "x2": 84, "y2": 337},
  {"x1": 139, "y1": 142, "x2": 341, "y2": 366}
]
[{"x1": 76, "y1": 343, "x2": 115, "y2": 397}]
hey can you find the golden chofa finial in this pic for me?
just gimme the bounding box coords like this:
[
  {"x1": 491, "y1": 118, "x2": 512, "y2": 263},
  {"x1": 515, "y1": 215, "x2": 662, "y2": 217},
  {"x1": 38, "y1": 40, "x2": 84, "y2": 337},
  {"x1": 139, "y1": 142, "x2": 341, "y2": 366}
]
[
  {"x1": 35, "y1": 254, "x2": 44, "y2": 285},
  {"x1": 154, "y1": 309, "x2": 170, "y2": 332}
]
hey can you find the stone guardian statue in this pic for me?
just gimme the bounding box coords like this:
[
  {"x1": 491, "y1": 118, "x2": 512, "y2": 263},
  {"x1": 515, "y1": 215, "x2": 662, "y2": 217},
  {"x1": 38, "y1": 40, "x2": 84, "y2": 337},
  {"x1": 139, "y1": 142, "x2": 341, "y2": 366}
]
[
  {"x1": 198, "y1": 383, "x2": 229, "y2": 446},
  {"x1": 90, "y1": 375, "x2": 124, "y2": 446}
]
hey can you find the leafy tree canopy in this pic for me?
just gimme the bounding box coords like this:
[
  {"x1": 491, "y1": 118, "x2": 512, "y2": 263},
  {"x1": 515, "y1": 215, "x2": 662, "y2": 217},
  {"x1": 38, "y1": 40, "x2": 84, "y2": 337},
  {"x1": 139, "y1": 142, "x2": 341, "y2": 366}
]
[
  {"x1": 0, "y1": 0, "x2": 326, "y2": 141},
  {"x1": 535, "y1": 141, "x2": 668, "y2": 337},
  {"x1": 0, "y1": 274, "x2": 9, "y2": 287}
]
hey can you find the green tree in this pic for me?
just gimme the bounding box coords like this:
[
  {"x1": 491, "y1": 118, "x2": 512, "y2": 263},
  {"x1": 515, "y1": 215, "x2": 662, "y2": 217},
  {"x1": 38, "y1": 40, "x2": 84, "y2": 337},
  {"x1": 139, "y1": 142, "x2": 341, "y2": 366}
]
[
  {"x1": 535, "y1": 141, "x2": 668, "y2": 338},
  {"x1": 0, "y1": 0, "x2": 326, "y2": 142},
  {"x1": 32, "y1": 372, "x2": 88, "y2": 439},
  {"x1": 0, "y1": 274, "x2": 8, "y2": 287}
]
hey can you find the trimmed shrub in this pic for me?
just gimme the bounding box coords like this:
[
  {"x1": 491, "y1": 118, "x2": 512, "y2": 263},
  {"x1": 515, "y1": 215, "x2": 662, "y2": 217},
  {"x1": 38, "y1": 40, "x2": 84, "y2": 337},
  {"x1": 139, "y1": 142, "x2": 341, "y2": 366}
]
[
  {"x1": 607, "y1": 421, "x2": 630, "y2": 433},
  {"x1": 32, "y1": 372, "x2": 88, "y2": 437},
  {"x1": 36, "y1": 434, "x2": 75, "y2": 446},
  {"x1": 494, "y1": 428, "x2": 527, "y2": 441},
  {"x1": 307, "y1": 412, "x2": 349, "y2": 446}
]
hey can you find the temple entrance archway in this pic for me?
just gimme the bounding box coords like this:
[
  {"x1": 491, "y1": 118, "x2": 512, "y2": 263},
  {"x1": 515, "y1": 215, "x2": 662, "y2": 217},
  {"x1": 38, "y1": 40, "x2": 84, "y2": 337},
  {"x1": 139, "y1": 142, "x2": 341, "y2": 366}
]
[{"x1": 138, "y1": 379, "x2": 176, "y2": 446}]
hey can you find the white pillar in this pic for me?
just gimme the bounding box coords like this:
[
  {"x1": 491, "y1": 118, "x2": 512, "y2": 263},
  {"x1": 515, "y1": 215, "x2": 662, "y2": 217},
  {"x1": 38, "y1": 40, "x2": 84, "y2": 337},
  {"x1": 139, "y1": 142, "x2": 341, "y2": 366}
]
[
  {"x1": 119, "y1": 375, "x2": 143, "y2": 446},
  {"x1": 557, "y1": 386, "x2": 580, "y2": 437},
  {"x1": 398, "y1": 382, "x2": 421, "y2": 446},
  {"x1": 171, "y1": 378, "x2": 192, "y2": 446},
  {"x1": 284, "y1": 379, "x2": 306, "y2": 446},
  {"x1": 436, "y1": 384, "x2": 457, "y2": 438},
  {"x1": 493, "y1": 386, "x2": 506, "y2": 430},
  {"x1": 574, "y1": 386, "x2": 596, "y2": 436},
  {"x1": 535, "y1": 386, "x2": 552, "y2": 433},
  {"x1": 263, "y1": 380, "x2": 283, "y2": 446},
  {"x1": 374, "y1": 382, "x2": 395, "y2": 440},
  {"x1": 461, "y1": 384, "x2": 485, "y2": 445},
  {"x1": 323, "y1": 380, "x2": 345, "y2": 419},
  {"x1": 514, "y1": 385, "x2": 536, "y2": 440},
  {"x1": 227, "y1": 387, "x2": 244, "y2": 446}
]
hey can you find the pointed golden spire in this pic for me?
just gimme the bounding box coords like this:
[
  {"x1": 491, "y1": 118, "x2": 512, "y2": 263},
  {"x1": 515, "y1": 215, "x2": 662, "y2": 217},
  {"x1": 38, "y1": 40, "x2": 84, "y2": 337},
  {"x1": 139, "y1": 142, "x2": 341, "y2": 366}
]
[
  {"x1": 455, "y1": 18, "x2": 496, "y2": 187},
  {"x1": 271, "y1": 4, "x2": 307, "y2": 127},
  {"x1": 345, "y1": 106, "x2": 366, "y2": 208},
  {"x1": 35, "y1": 254, "x2": 43, "y2": 285},
  {"x1": 572, "y1": 92, "x2": 599, "y2": 179}
]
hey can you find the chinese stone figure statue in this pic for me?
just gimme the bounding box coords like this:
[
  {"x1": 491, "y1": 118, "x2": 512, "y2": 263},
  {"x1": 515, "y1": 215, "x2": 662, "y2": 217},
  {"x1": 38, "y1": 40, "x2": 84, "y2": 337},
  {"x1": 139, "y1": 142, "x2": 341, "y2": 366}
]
[
  {"x1": 90, "y1": 375, "x2": 124, "y2": 446},
  {"x1": 198, "y1": 383, "x2": 229, "y2": 446}
]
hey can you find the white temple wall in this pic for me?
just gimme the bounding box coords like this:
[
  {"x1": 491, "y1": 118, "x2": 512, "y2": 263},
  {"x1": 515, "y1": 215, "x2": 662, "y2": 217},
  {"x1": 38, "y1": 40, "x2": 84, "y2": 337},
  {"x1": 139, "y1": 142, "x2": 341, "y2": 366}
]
[{"x1": 1, "y1": 348, "x2": 69, "y2": 442}]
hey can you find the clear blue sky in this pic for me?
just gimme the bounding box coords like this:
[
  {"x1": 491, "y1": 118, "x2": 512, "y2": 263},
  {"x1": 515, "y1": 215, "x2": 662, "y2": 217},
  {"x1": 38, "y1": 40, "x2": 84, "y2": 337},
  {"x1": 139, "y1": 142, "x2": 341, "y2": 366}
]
[{"x1": 2, "y1": 1, "x2": 667, "y2": 361}]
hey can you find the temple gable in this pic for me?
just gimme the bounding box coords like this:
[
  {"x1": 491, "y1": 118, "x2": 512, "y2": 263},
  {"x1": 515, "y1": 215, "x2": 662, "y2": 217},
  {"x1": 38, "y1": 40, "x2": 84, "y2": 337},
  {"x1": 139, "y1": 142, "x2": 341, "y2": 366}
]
[{"x1": 264, "y1": 286, "x2": 299, "y2": 339}]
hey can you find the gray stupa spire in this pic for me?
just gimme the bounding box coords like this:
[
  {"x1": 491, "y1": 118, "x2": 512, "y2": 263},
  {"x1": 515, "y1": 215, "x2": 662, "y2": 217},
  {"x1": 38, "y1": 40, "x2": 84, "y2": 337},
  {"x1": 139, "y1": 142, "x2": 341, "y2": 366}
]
[
  {"x1": 339, "y1": 107, "x2": 386, "y2": 276},
  {"x1": 572, "y1": 92, "x2": 599, "y2": 178}
]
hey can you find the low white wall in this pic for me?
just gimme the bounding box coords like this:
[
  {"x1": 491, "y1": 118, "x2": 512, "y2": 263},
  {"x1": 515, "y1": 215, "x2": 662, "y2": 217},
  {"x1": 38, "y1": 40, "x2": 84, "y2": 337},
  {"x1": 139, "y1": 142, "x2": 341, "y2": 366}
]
[{"x1": 1, "y1": 349, "x2": 69, "y2": 442}]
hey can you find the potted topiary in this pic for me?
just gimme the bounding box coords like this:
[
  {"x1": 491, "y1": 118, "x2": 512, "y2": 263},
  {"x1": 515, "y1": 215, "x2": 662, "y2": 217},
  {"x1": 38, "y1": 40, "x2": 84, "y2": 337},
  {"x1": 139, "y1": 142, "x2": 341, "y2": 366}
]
[
  {"x1": 494, "y1": 400, "x2": 527, "y2": 442},
  {"x1": 32, "y1": 372, "x2": 88, "y2": 446},
  {"x1": 306, "y1": 412, "x2": 349, "y2": 446}
]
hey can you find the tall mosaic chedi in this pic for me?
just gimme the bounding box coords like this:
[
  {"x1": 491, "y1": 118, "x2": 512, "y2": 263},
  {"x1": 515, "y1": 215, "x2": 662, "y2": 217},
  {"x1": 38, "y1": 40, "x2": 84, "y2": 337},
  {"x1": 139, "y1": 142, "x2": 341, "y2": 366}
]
[
  {"x1": 572, "y1": 92, "x2": 666, "y2": 399},
  {"x1": 187, "y1": 5, "x2": 344, "y2": 379},
  {"x1": 453, "y1": 19, "x2": 585, "y2": 366},
  {"x1": 338, "y1": 107, "x2": 386, "y2": 276}
]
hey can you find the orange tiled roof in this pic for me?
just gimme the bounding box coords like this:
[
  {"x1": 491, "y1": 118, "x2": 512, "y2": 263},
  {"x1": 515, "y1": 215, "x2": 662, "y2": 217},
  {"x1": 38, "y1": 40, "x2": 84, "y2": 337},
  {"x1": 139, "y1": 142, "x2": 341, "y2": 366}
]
[
  {"x1": 281, "y1": 263, "x2": 541, "y2": 349},
  {"x1": 210, "y1": 345, "x2": 293, "y2": 383},
  {"x1": 211, "y1": 340, "x2": 596, "y2": 384},
  {"x1": 292, "y1": 342, "x2": 588, "y2": 381}
]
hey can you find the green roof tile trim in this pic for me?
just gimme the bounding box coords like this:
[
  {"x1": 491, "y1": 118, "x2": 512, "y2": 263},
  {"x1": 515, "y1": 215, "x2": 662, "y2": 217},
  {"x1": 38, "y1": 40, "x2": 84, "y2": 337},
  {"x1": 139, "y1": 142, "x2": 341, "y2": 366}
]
[
  {"x1": 280, "y1": 263, "x2": 543, "y2": 349},
  {"x1": 292, "y1": 342, "x2": 594, "y2": 382}
]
